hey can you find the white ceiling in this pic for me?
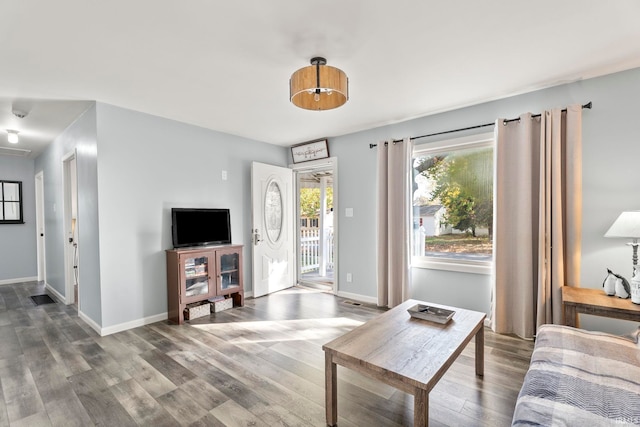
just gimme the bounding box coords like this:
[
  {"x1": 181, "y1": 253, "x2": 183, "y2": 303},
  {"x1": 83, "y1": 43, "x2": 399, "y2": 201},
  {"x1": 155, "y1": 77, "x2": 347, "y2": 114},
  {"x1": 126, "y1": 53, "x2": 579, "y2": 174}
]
[{"x1": 2, "y1": 1, "x2": 640, "y2": 158}]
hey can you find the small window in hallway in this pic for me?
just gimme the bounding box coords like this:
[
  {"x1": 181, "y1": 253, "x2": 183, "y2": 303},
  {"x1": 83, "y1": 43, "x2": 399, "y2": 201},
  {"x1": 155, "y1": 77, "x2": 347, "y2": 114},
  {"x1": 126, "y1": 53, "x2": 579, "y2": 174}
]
[{"x1": 0, "y1": 180, "x2": 23, "y2": 224}]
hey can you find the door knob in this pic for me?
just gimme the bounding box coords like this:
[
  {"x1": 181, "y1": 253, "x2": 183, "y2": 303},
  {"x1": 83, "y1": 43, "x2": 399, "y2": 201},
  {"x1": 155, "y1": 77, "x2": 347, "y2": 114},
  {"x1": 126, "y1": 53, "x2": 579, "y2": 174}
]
[{"x1": 253, "y1": 229, "x2": 262, "y2": 246}]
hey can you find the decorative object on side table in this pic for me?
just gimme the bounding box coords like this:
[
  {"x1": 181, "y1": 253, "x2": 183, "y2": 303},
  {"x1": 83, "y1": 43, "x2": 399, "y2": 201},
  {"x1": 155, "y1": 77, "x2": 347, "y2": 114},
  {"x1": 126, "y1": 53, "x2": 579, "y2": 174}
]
[
  {"x1": 602, "y1": 268, "x2": 630, "y2": 298},
  {"x1": 604, "y1": 210, "x2": 640, "y2": 277},
  {"x1": 407, "y1": 304, "x2": 455, "y2": 324},
  {"x1": 603, "y1": 269, "x2": 617, "y2": 296},
  {"x1": 615, "y1": 273, "x2": 631, "y2": 299},
  {"x1": 631, "y1": 269, "x2": 640, "y2": 304}
]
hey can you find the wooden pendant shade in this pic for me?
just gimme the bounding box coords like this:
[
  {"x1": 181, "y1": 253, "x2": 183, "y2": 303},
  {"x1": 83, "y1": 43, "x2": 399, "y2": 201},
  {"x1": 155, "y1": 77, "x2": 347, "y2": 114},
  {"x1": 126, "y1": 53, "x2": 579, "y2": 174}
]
[{"x1": 290, "y1": 57, "x2": 348, "y2": 111}]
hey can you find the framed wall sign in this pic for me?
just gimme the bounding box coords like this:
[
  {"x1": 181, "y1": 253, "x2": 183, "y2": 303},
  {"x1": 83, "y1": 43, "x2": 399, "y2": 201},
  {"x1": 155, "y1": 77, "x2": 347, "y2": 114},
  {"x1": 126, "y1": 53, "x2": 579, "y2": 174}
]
[{"x1": 290, "y1": 139, "x2": 330, "y2": 164}]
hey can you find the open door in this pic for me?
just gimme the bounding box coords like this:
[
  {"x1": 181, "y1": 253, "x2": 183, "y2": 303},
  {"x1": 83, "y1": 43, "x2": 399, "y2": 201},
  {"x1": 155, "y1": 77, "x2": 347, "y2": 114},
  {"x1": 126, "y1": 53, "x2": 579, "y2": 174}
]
[
  {"x1": 293, "y1": 158, "x2": 337, "y2": 294},
  {"x1": 251, "y1": 162, "x2": 295, "y2": 297}
]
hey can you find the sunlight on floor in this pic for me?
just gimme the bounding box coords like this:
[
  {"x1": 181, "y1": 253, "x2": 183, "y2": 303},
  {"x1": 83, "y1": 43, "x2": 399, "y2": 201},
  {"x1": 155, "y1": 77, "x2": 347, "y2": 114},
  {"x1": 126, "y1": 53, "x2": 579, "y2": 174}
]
[{"x1": 191, "y1": 317, "x2": 363, "y2": 344}]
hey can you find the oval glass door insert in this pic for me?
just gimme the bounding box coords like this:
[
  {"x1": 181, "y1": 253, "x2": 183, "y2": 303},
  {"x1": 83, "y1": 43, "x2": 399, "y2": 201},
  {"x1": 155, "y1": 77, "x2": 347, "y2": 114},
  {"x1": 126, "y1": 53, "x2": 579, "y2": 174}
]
[{"x1": 265, "y1": 180, "x2": 283, "y2": 243}]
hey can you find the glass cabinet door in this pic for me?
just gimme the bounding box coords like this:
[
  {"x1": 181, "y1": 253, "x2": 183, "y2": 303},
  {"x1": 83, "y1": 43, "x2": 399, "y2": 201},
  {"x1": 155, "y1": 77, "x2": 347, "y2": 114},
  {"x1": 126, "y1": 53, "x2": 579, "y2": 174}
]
[
  {"x1": 218, "y1": 251, "x2": 240, "y2": 293},
  {"x1": 183, "y1": 255, "x2": 211, "y2": 298}
]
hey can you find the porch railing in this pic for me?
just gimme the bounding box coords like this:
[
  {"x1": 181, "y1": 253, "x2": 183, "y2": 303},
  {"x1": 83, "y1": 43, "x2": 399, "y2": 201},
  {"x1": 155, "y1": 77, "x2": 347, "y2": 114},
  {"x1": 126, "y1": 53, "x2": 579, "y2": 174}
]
[{"x1": 300, "y1": 227, "x2": 334, "y2": 273}]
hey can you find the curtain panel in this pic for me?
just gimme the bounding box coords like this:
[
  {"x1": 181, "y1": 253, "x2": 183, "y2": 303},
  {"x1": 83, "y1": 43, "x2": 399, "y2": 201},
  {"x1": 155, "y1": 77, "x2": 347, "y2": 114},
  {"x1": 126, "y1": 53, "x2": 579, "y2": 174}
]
[
  {"x1": 377, "y1": 137, "x2": 413, "y2": 308},
  {"x1": 492, "y1": 105, "x2": 582, "y2": 339}
]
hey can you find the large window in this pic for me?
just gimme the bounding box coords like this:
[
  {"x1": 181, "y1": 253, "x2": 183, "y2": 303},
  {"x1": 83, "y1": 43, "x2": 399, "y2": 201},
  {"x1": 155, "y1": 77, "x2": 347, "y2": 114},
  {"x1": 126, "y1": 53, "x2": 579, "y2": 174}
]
[
  {"x1": 0, "y1": 180, "x2": 23, "y2": 224},
  {"x1": 412, "y1": 133, "x2": 494, "y2": 273}
]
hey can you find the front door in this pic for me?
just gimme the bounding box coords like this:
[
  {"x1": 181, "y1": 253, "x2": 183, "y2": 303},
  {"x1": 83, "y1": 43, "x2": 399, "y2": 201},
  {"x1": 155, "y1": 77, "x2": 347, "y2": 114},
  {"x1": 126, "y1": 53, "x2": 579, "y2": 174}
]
[{"x1": 251, "y1": 162, "x2": 295, "y2": 297}]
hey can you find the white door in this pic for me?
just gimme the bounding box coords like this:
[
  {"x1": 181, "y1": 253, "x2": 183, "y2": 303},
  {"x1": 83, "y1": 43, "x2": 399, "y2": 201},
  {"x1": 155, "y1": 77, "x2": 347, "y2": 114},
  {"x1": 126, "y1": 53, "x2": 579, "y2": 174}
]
[{"x1": 251, "y1": 162, "x2": 295, "y2": 297}]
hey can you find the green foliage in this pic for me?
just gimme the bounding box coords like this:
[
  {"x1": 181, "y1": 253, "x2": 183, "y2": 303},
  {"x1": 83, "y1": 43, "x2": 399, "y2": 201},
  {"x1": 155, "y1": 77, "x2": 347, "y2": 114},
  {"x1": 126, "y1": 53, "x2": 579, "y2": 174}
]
[
  {"x1": 420, "y1": 147, "x2": 493, "y2": 237},
  {"x1": 300, "y1": 187, "x2": 333, "y2": 218}
]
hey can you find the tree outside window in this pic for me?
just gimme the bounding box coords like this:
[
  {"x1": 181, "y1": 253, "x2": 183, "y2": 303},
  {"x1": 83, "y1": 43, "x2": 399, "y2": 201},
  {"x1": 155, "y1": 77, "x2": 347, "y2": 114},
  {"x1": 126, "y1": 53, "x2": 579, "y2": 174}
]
[{"x1": 413, "y1": 143, "x2": 493, "y2": 261}]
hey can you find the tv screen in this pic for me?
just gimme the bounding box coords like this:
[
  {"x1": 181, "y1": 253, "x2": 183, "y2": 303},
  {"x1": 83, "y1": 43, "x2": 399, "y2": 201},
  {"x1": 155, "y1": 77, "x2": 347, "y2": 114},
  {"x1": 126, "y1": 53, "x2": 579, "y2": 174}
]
[{"x1": 171, "y1": 208, "x2": 232, "y2": 248}]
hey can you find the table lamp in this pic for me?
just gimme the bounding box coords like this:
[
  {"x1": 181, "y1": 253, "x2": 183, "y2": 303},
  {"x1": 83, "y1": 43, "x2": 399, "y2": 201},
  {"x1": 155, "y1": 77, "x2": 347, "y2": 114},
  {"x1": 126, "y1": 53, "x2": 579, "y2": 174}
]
[{"x1": 604, "y1": 211, "x2": 640, "y2": 276}]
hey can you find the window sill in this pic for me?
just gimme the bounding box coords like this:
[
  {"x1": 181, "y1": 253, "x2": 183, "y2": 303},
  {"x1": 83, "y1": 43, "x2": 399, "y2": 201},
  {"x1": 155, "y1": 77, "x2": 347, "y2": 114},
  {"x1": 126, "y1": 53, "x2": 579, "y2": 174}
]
[{"x1": 411, "y1": 256, "x2": 492, "y2": 275}]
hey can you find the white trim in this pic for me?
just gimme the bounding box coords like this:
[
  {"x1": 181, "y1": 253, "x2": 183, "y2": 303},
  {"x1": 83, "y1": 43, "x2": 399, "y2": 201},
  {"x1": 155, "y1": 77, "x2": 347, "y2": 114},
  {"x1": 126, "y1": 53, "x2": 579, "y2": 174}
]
[
  {"x1": 62, "y1": 150, "x2": 78, "y2": 307},
  {"x1": 412, "y1": 132, "x2": 495, "y2": 274},
  {"x1": 413, "y1": 132, "x2": 494, "y2": 156},
  {"x1": 336, "y1": 291, "x2": 377, "y2": 305},
  {"x1": 0, "y1": 276, "x2": 38, "y2": 286},
  {"x1": 245, "y1": 290, "x2": 254, "y2": 298},
  {"x1": 35, "y1": 171, "x2": 46, "y2": 283},
  {"x1": 45, "y1": 282, "x2": 66, "y2": 303},
  {"x1": 78, "y1": 310, "x2": 102, "y2": 335},
  {"x1": 78, "y1": 310, "x2": 169, "y2": 337},
  {"x1": 290, "y1": 156, "x2": 339, "y2": 295},
  {"x1": 99, "y1": 312, "x2": 168, "y2": 336},
  {"x1": 289, "y1": 156, "x2": 336, "y2": 172},
  {"x1": 411, "y1": 257, "x2": 492, "y2": 275}
]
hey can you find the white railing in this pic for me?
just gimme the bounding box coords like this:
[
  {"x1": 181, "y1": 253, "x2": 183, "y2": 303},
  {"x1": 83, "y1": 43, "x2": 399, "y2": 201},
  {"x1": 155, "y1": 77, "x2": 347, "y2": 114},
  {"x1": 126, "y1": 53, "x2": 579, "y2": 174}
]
[{"x1": 300, "y1": 227, "x2": 334, "y2": 273}]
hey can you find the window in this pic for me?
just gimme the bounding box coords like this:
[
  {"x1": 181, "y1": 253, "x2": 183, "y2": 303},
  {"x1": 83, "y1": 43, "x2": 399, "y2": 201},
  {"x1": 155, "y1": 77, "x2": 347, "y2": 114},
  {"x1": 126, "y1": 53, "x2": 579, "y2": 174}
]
[
  {"x1": 0, "y1": 181, "x2": 23, "y2": 224},
  {"x1": 412, "y1": 133, "x2": 494, "y2": 274}
]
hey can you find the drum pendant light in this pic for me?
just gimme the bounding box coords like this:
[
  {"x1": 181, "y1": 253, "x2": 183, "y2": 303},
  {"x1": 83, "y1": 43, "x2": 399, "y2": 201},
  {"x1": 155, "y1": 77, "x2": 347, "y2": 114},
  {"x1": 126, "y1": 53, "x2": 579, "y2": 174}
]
[{"x1": 290, "y1": 57, "x2": 348, "y2": 111}]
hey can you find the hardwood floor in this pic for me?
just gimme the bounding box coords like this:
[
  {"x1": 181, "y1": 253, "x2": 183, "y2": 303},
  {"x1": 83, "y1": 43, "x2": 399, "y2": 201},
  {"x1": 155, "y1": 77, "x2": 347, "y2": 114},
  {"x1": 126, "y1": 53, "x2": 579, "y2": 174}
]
[{"x1": 0, "y1": 282, "x2": 533, "y2": 426}]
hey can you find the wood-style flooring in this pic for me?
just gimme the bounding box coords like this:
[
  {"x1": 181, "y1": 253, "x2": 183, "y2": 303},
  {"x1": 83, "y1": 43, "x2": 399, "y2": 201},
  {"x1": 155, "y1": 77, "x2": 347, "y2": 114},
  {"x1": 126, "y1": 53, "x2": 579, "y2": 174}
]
[{"x1": 0, "y1": 281, "x2": 533, "y2": 426}]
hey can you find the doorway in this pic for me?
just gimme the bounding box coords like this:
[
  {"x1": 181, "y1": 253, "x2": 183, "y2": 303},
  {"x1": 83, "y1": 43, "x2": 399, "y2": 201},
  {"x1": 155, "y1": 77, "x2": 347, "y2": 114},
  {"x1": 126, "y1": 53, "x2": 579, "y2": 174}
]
[
  {"x1": 35, "y1": 171, "x2": 46, "y2": 283},
  {"x1": 62, "y1": 151, "x2": 79, "y2": 307},
  {"x1": 293, "y1": 158, "x2": 337, "y2": 293}
]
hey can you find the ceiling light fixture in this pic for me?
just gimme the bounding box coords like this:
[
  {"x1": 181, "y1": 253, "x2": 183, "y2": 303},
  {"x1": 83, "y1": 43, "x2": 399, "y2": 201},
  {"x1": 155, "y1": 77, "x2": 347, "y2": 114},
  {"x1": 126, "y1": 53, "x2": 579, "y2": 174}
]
[
  {"x1": 6, "y1": 130, "x2": 19, "y2": 144},
  {"x1": 290, "y1": 57, "x2": 348, "y2": 111}
]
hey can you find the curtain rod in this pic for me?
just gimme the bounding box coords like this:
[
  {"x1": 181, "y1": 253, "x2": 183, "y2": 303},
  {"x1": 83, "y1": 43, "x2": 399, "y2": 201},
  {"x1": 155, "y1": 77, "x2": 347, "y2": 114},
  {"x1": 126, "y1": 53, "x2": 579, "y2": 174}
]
[{"x1": 369, "y1": 102, "x2": 592, "y2": 148}]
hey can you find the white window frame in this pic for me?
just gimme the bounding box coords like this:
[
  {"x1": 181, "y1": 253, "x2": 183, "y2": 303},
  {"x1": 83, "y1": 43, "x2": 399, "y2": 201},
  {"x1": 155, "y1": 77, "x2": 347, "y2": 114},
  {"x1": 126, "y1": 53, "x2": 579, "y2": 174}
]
[{"x1": 411, "y1": 132, "x2": 494, "y2": 275}]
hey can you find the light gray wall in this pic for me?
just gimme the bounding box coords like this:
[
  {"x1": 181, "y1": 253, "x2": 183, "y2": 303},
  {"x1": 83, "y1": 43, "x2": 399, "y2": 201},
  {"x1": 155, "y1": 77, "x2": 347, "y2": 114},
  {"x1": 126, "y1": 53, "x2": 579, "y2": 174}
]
[
  {"x1": 94, "y1": 103, "x2": 288, "y2": 328},
  {"x1": 329, "y1": 67, "x2": 640, "y2": 335},
  {"x1": 0, "y1": 156, "x2": 37, "y2": 282},
  {"x1": 34, "y1": 104, "x2": 102, "y2": 323}
]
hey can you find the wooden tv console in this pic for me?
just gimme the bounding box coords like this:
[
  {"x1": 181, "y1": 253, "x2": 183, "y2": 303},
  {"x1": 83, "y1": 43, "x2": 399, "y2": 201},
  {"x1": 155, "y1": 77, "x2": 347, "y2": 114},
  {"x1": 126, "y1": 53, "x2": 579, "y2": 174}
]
[{"x1": 166, "y1": 244, "x2": 244, "y2": 324}]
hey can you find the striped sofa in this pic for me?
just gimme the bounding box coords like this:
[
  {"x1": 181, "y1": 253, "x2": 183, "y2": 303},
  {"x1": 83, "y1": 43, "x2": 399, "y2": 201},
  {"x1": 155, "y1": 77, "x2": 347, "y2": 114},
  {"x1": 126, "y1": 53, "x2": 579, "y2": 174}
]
[{"x1": 512, "y1": 324, "x2": 640, "y2": 426}]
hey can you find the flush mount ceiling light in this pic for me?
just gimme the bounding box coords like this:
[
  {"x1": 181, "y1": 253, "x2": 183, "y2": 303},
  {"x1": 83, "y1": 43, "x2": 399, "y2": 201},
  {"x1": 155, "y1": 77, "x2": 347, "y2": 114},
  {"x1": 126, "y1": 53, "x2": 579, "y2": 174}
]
[
  {"x1": 6, "y1": 130, "x2": 19, "y2": 144},
  {"x1": 290, "y1": 57, "x2": 348, "y2": 111}
]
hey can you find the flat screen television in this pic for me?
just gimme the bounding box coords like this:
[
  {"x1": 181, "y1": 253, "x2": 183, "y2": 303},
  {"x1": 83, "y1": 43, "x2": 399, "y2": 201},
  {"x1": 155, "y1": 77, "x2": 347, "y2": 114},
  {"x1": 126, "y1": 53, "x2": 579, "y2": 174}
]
[{"x1": 171, "y1": 208, "x2": 232, "y2": 248}]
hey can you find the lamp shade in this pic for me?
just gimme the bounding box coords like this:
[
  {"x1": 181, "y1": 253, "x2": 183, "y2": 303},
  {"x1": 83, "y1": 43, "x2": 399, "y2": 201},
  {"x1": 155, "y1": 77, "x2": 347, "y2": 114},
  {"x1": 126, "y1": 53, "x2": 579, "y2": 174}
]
[
  {"x1": 604, "y1": 211, "x2": 640, "y2": 238},
  {"x1": 290, "y1": 57, "x2": 348, "y2": 111}
]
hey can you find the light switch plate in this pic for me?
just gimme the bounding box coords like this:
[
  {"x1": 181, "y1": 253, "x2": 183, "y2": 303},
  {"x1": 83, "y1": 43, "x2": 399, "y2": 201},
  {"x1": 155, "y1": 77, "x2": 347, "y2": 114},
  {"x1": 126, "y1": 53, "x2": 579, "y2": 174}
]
[{"x1": 345, "y1": 208, "x2": 353, "y2": 217}]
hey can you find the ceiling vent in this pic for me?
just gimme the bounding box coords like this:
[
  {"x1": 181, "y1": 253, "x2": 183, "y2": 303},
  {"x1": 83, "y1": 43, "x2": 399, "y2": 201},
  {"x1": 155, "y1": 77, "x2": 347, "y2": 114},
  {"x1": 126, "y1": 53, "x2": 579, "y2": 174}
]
[{"x1": 0, "y1": 146, "x2": 32, "y2": 157}]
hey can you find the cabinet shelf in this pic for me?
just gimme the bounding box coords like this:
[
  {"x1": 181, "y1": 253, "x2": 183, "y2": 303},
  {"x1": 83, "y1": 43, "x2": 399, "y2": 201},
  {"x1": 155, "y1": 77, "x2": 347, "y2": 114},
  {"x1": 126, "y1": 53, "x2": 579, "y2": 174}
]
[{"x1": 185, "y1": 273, "x2": 209, "y2": 280}]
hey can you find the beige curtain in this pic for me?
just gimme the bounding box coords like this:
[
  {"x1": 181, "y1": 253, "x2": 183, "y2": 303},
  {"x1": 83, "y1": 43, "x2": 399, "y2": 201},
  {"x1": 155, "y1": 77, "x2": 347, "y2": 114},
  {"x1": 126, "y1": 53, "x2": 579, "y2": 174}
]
[
  {"x1": 492, "y1": 105, "x2": 582, "y2": 339},
  {"x1": 377, "y1": 137, "x2": 412, "y2": 308}
]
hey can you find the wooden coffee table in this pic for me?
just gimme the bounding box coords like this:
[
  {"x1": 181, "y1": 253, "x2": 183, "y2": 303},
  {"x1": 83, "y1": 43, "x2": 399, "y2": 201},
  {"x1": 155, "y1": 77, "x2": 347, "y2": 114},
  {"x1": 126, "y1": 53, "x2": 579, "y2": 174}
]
[{"x1": 322, "y1": 299, "x2": 485, "y2": 427}]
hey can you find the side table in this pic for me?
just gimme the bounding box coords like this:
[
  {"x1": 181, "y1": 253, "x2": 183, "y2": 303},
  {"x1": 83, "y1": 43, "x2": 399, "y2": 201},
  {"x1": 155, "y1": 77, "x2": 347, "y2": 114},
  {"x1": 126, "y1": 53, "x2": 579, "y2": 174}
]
[{"x1": 562, "y1": 286, "x2": 640, "y2": 327}]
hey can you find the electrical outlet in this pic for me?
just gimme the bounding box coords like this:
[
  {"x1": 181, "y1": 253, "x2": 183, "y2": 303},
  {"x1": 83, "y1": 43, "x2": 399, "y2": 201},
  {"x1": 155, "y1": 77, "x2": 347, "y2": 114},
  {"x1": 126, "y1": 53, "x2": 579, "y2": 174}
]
[
  {"x1": 221, "y1": 170, "x2": 228, "y2": 180},
  {"x1": 346, "y1": 273, "x2": 352, "y2": 282}
]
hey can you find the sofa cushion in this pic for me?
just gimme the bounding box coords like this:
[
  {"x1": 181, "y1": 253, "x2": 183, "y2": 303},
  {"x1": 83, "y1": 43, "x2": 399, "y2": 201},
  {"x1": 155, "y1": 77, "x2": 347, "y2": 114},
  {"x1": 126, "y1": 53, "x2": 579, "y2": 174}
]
[{"x1": 512, "y1": 324, "x2": 640, "y2": 426}]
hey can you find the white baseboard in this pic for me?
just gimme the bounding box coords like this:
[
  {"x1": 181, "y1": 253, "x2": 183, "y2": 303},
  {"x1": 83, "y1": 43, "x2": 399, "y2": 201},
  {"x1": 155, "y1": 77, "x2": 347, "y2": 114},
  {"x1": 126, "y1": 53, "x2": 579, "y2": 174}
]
[
  {"x1": 245, "y1": 291, "x2": 254, "y2": 299},
  {"x1": 99, "y1": 312, "x2": 168, "y2": 337},
  {"x1": 336, "y1": 291, "x2": 378, "y2": 305},
  {"x1": 45, "y1": 283, "x2": 66, "y2": 303},
  {"x1": 0, "y1": 276, "x2": 38, "y2": 286},
  {"x1": 78, "y1": 310, "x2": 102, "y2": 335}
]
